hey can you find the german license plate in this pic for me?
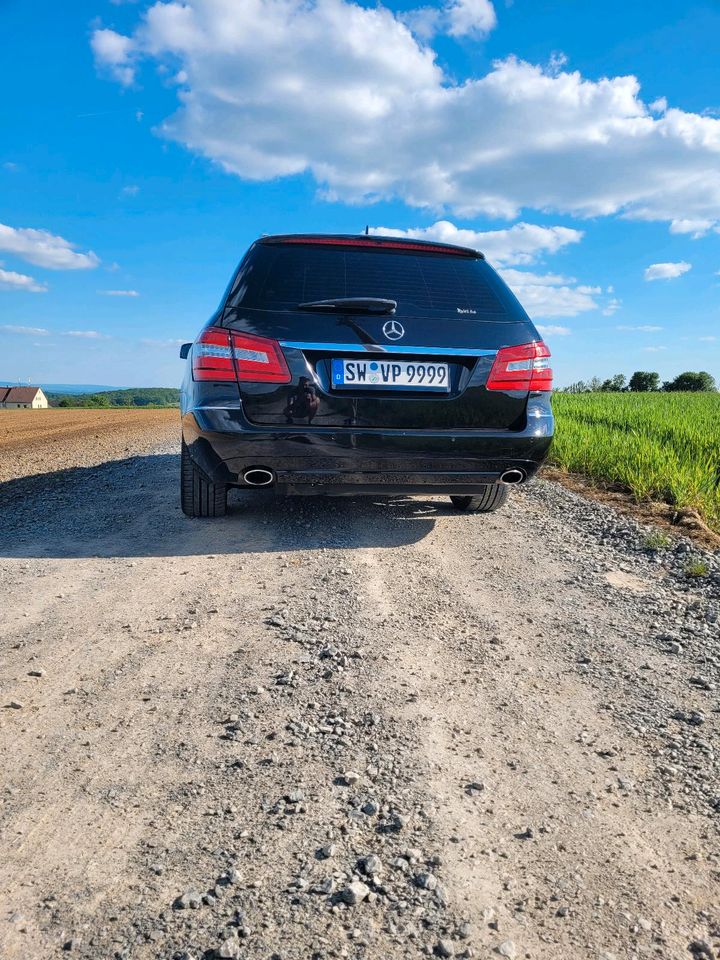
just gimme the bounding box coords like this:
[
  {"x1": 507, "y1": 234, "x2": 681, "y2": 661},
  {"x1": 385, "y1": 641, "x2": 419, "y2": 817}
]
[{"x1": 331, "y1": 358, "x2": 450, "y2": 391}]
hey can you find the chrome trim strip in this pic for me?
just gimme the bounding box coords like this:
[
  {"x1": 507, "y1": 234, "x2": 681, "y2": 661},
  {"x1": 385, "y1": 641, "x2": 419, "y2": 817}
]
[{"x1": 279, "y1": 340, "x2": 497, "y2": 357}]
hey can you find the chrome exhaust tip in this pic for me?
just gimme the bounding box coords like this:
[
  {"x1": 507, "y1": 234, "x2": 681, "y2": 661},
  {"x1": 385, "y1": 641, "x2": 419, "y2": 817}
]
[
  {"x1": 243, "y1": 467, "x2": 275, "y2": 487},
  {"x1": 500, "y1": 468, "x2": 526, "y2": 485}
]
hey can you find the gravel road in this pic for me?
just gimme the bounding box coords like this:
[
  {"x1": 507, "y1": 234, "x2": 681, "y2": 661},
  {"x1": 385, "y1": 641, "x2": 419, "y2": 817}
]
[{"x1": 1, "y1": 436, "x2": 719, "y2": 960}]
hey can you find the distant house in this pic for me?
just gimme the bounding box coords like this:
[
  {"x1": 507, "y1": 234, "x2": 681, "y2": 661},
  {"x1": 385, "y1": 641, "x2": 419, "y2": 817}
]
[{"x1": 0, "y1": 386, "x2": 49, "y2": 409}]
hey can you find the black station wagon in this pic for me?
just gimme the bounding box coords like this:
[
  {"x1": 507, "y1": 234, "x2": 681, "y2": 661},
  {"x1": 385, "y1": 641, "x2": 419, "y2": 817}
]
[{"x1": 179, "y1": 234, "x2": 554, "y2": 517}]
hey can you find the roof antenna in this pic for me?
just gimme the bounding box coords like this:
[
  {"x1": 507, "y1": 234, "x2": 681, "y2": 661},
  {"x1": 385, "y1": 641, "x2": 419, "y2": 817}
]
[{"x1": 364, "y1": 225, "x2": 369, "y2": 235}]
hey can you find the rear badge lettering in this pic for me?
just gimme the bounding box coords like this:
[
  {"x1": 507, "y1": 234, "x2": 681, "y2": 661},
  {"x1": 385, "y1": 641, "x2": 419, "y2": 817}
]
[{"x1": 457, "y1": 307, "x2": 477, "y2": 314}]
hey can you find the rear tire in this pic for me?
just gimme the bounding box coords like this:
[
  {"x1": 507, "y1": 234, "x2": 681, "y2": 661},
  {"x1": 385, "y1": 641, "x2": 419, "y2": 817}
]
[
  {"x1": 181, "y1": 439, "x2": 227, "y2": 518},
  {"x1": 449, "y1": 485, "x2": 510, "y2": 513}
]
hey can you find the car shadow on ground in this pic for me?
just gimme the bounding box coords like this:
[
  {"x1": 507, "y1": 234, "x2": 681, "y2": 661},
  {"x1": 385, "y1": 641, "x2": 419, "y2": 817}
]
[{"x1": 0, "y1": 453, "x2": 460, "y2": 559}]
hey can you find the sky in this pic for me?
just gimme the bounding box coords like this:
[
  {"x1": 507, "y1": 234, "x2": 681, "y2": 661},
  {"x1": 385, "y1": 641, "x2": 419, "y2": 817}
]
[{"x1": 1, "y1": 0, "x2": 719, "y2": 388}]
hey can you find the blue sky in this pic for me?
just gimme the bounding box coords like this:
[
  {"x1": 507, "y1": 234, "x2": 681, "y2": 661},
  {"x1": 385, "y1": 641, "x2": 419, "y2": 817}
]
[{"x1": 1, "y1": 0, "x2": 719, "y2": 388}]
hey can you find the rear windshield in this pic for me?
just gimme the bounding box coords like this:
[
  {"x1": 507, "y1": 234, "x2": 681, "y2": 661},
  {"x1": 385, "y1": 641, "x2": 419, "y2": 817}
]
[{"x1": 225, "y1": 243, "x2": 526, "y2": 321}]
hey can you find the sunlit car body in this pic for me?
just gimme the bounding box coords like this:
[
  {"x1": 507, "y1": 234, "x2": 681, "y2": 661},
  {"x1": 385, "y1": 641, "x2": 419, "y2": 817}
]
[{"x1": 179, "y1": 234, "x2": 554, "y2": 517}]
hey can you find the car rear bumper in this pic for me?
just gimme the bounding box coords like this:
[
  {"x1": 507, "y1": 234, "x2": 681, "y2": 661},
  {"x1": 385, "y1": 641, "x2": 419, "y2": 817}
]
[{"x1": 181, "y1": 404, "x2": 553, "y2": 495}]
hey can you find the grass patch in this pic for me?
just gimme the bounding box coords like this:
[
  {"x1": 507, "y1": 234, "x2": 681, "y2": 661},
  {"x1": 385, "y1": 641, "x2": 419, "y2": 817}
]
[
  {"x1": 550, "y1": 392, "x2": 720, "y2": 534},
  {"x1": 684, "y1": 559, "x2": 710, "y2": 578},
  {"x1": 643, "y1": 531, "x2": 672, "y2": 550}
]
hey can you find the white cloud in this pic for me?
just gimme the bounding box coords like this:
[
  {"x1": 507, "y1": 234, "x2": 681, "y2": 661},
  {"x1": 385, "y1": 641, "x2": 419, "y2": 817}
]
[
  {"x1": 0, "y1": 223, "x2": 99, "y2": 270},
  {"x1": 141, "y1": 337, "x2": 187, "y2": 347},
  {"x1": 98, "y1": 289, "x2": 140, "y2": 297},
  {"x1": 643, "y1": 345, "x2": 667, "y2": 352},
  {"x1": 0, "y1": 268, "x2": 47, "y2": 293},
  {"x1": 602, "y1": 297, "x2": 621, "y2": 316},
  {"x1": 120, "y1": 185, "x2": 140, "y2": 197},
  {"x1": 644, "y1": 261, "x2": 692, "y2": 281},
  {"x1": 536, "y1": 324, "x2": 571, "y2": 337},
  {"x1": 546, "y1": 52, "x2": 569, "y2": 76},
  {"x1": 91, "y1": 28, "x2": 136, "y2": 86},
  {"x1": 0, "y1": 324, "x2": 50, "y2": 335},
  {"x1": 91, "y1": 1, "x2": 720, "y2": 223},
  {"x1": 500, "y1": 269, "x2": 600, "y2": 318},
  {"x1": 63, "y1": 330, "x2": 112, "y2": 340},
  {"x1": 699, "y1": 335, "x2": 717, "y2": 342},
  {"x1": 399, "y1": 7, "x2": 443, "y2": 40},
  {"x1": 616, "y1": 324, "x2": 663, "y2": 331},
  {"x1": 445, "y1": 0, "x2": 497, "y2": 38},
  {"x1": 669, "y1": 218, "x2": 716, "y2": 238},
  {"x1": 369, "y1": 220, "x2": 582, "y2": 266},
  {"x1": 401, "y1": 0, "x2": 496, "y2": 40}
]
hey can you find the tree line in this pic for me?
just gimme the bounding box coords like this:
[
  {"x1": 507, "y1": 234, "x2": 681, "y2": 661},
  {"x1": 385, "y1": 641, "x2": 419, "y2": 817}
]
[
  {"x1": 562, "y1": 371, "x2": 717, "y2": 394},
  {"x1": 49, "y1": 388, "x2": 180, "y2": 408}
]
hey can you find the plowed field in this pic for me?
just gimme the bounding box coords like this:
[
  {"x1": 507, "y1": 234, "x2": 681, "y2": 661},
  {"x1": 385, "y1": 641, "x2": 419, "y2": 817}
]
[{"x1": 0, "y1": 408, "x2": 178, "y2": 482}]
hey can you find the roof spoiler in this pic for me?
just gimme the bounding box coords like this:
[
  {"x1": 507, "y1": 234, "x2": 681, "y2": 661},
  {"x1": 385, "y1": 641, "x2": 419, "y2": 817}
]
[{"x1": 259, "y1": 234, "x2": 483, "y2": 259}]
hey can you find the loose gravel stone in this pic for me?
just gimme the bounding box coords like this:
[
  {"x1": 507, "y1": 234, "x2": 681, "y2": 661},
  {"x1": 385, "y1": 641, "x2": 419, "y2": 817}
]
[
  {"x1": 340, "y1": 881, "x2": 371, "y2": 906},
  {"x1": 174, "y1": 888, "x2": 203, "y2": 910},
  {"x1": 688, "y1": 941, "x2": 714, "y2": 960},
  {"x1": 435, "y1": 939, "x2": 455, "y2": 957},
  {"x1": 359, "y1": 854, "x2": 383, "y2": 876},
  {"x1": 217, "y1": 937, "x2": 241, "y2": 958}
]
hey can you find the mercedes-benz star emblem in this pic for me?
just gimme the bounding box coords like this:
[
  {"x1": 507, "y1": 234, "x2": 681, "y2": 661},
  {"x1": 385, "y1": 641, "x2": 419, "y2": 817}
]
[{"x1": 382, "y1": 319, "x2": 405, "y2": 341}]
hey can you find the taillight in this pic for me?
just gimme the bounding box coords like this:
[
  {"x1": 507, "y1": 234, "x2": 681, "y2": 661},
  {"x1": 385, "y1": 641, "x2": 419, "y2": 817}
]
[
  {"x1": 192, "y1": 328, "x2": 291, "y2": 384},
  {"x1": 231, "y1": 330, "x2": 291, "y2": 383},
  {"x1": 486, "y1": 341, "x2": 552, "y2": 392},
  {"x1": 192, "y1": 328, "x2": 236, "y2": 381}
]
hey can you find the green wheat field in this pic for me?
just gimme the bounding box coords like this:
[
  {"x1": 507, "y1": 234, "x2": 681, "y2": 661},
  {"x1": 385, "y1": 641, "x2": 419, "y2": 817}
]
[{"x1": 550, "y1": 392, "x2": 720, "y2": 534}]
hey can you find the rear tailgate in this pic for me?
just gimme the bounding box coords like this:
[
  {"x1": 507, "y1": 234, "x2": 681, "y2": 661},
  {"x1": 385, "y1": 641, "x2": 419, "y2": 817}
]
[
  {"x1": 224, "y1": 309, "x2": 535, "y2": 429},
  {"x1": 221, "y1": 237, "x2": 541, "y2": 431}
]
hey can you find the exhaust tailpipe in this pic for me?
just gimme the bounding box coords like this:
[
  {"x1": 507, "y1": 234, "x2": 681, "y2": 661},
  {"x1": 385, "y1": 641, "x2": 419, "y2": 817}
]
[
  {"x1": 243, "y1": 467, "x2": 275, "y2": 487},
  {"x1": 500, "y1": 469, "x2": 525, "y2": 485}
]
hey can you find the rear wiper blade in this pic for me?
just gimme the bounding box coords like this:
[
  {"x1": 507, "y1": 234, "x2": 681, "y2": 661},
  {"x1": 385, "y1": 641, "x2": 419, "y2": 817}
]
[{"x1": 297, "y1": 297, "x2": 397, "y2": 314}]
